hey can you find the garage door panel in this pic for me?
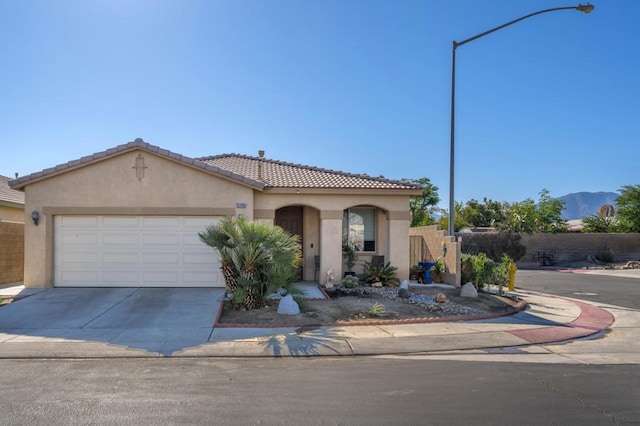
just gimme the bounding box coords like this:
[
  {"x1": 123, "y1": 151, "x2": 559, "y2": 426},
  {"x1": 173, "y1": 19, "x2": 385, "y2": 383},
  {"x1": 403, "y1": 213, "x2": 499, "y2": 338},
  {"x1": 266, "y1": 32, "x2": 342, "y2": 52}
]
[
  {"x1": 61, "y1": 233, "x2": 99, "y2": 244},
  {"x1": 143, "y1": 217, "x2": 180, "y2": 227},
  {"x1": 102, "y1": 271, "x2": 140, "y2": 283},
  {"x1": 54, "y1": 215, "x2": 222, "y2": 288},
  {"x1": 143, "y1": 253, "x2": 180, "y2": 264},
  {"x1": 61, "y1": 252, "x2": 99, "y2": 264},
  {"x1": 103, "y1": 252, "x2": 139, "y2": 263},
  {"x1": 60, "y1": 271, "x2": 99, "y2": 283},
  {"x1": 60, "y1": 216, "x2": 99, "y2": 227},
  {"x1": 103, "y1": 234, "x2": 139, "y2": 245},
  {"x1": 143, "y1": 234, "x2": 180, "y2": 245},
  {"x1": 102, "y1": 217, "x2": 139, "y2": 227}
]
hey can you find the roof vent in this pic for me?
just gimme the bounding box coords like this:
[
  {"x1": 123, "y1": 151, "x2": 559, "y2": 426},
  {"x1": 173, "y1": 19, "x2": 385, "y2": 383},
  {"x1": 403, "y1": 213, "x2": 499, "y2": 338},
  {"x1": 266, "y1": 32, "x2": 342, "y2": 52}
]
[{"x1": 257, "y1": 150, "x2": 264, "y2": 181}]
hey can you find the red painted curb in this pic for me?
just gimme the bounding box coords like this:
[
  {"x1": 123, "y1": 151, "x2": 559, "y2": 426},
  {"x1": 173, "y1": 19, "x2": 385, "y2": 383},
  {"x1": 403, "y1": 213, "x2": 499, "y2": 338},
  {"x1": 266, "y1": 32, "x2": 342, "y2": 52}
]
[{"x1": 508, "y1": 298, "x2": 614, "y2": 345}]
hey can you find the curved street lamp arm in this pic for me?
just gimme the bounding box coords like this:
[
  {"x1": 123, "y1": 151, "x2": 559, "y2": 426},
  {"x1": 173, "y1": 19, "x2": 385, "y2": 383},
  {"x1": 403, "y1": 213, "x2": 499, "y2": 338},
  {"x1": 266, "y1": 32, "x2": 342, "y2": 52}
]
[
  {"x1": 455, "y1": 5, "x2": 593, "y2": 49},
  {"x1": 447, "y1": 3, "x2": 594, "y2": 237}
]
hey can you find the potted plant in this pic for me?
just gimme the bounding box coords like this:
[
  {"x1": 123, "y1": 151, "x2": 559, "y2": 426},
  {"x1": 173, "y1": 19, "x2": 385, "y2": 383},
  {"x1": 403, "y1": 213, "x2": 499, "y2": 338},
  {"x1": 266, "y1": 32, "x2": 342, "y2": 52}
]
[
  {"x1": 342, "y1": 242, "x2": 359, "y2": 276},
  {"x1": 430, "y1": 258, "x2": 445, "y2": 283},
  {"x1": 410, "y1": 264, "x2": 425, "y2": 282}
]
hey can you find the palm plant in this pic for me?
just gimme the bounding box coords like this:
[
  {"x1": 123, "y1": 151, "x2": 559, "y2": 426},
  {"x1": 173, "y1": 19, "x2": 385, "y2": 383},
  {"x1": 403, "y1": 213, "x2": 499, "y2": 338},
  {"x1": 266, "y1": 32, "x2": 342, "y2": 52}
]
[
  {"x1": 199, "y1": 217, "x2": 302, "y2": 309},
  {"x1": 363, "y1": 261, "x2": 399, "y2": 287}
]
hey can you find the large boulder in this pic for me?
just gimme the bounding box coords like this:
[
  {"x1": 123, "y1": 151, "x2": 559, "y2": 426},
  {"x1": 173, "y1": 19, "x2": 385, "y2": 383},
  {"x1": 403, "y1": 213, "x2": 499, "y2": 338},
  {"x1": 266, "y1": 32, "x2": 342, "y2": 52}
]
[
  {"x1": 277, "y1": 294, "x2": 300, "y2": 315},
  {"x1": 460, "y1": 282, "x2": 478, "y2": 298}
]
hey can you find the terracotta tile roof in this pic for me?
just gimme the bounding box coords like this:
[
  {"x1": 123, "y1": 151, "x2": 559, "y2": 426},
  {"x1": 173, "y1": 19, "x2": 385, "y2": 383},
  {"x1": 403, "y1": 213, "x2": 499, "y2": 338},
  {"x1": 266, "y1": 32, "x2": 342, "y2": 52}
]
[
  {"x1": 198, "y1": 154, "x2": 422, "y2": 190},
  {"x1": 0, "y1": 175, "x2": 25, "y2": 205},
  {"x1": 9, "y1": 139, "x2": 265, "y2": 191},
  {"x1": 8, "y1": 139, "x2": 421, "y2": 192}
]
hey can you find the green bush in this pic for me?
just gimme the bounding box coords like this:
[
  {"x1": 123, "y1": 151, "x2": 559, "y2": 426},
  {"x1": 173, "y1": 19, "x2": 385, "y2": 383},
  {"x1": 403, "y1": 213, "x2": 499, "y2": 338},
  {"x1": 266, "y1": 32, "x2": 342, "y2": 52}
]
[
  {"x1": 595, "y1": 249, "x2": 615, "y2": 264},
  {"x1": 363, "y1": 261, "x2": 399, "y2": 287},
  {"x1": 341, "y1": 275, "x2": 360, "y2": 288},
  {"x1": 460, "y1": 254, "x2": 474, "y2": 284},
  {"x1": 462, "y1": 252, "x2": 513, "y2": 292}
]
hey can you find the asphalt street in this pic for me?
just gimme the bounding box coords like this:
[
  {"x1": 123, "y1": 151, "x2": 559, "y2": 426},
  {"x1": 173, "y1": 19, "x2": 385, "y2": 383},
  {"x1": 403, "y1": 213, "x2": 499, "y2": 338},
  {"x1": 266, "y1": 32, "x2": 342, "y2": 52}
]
[
  {"x1": 0, "y1": 357, "x2": 638, "y2": 425},
  {"x1": 516, "y1": 269, "x2": 640, "y2": 309}
]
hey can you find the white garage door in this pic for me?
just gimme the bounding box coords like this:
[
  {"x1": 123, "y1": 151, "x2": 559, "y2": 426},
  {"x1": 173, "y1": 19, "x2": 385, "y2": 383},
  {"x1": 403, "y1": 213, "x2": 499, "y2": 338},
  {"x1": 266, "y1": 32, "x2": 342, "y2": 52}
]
[{"x1": 54, "y1": 216, "x2": 222, "y2": 287}]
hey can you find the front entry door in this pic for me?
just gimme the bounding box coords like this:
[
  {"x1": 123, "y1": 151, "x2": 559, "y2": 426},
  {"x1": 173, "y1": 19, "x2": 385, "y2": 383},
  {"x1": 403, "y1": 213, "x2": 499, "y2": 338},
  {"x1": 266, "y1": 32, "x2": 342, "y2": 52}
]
[{"x1": 275, "y1": 206, "x2": 303, "y2": 279}]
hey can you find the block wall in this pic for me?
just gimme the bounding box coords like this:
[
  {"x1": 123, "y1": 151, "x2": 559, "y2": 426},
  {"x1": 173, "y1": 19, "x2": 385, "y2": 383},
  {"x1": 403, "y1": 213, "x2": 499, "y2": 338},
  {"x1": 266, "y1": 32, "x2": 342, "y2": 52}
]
[{"x1": 0, "y1": 221, "x2": 24, "y2": 284}]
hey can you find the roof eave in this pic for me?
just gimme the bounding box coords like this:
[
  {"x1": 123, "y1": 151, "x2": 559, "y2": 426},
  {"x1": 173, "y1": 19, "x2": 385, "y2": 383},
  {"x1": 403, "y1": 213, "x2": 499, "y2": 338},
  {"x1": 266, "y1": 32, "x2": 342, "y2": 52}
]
[{"x1": 263, "y1": 187, "x2": 423, "y2": 196}]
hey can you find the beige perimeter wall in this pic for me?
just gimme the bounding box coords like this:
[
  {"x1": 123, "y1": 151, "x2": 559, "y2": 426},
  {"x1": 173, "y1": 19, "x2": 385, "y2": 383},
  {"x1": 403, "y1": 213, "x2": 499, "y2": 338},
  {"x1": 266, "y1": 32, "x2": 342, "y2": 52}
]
[
  {"x1": 0, "y1": 221, "x2": 24, "y2": 284},
  {"x1": 516, "y1": 233, "x2": 640, "y2": 267},
  {"x1": 0, "y1": 205, "x2": 24, "y2": 223}
]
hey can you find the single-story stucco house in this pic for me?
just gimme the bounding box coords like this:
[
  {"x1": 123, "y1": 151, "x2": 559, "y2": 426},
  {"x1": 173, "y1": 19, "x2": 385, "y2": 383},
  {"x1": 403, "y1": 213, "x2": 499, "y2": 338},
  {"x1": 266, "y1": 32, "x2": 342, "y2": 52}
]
[
  {"x1": 0, "y1": 175, "x2": 25, "y2": 223},
  {"x1": 9, "y1": 139, "x2": 422, "y2": 289}
]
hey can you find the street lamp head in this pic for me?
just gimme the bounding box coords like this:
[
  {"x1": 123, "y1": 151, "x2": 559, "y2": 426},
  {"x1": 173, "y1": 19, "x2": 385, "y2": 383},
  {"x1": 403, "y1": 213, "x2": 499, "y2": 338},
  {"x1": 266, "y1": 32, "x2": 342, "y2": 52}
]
[{"x1": 576, "y1": 4, "x2": 595, "y2": 14}]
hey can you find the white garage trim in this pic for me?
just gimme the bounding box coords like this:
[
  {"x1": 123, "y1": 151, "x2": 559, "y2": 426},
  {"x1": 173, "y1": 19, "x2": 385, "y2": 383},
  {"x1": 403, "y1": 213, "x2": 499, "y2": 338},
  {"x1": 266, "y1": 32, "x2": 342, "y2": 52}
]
[{"x1": 54, "y1": 216, "x2": 222, "y2": 287}]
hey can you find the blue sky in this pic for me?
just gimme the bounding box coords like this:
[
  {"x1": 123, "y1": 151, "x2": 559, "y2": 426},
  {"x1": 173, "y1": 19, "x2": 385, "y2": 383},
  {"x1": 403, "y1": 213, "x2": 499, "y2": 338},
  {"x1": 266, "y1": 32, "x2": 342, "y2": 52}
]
[{"x1": 1, "y1": 1, "x2": 637, "y2": 207}]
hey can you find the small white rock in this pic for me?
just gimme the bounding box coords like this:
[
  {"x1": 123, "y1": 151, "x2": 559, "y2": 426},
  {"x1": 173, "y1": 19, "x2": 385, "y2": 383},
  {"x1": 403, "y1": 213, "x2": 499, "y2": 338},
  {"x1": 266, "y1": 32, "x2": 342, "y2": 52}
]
[
  {"x1": 460, "y1": 282, "x2": 479, "y2": 298},
  {"x1": 277, "y1": 294, "x2": 300, "y2": 315}
]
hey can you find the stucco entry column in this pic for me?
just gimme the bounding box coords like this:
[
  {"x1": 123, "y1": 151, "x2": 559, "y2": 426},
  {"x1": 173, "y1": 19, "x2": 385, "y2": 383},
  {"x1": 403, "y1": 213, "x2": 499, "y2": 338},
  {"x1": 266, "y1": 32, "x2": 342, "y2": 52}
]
[
  {"x1": 388, "y1": 210, "x2": 411, "y2": 282},
  {"x1": 319, "y1": 209, "x2": 343, "y2": 285}
]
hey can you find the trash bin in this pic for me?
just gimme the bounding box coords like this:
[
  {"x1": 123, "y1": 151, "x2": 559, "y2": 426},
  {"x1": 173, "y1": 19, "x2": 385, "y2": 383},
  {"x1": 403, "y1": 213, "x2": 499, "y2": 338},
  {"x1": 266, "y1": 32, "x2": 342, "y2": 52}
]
[{"x1": 418, "y1": 261, "x2": 436, "y2": 284}]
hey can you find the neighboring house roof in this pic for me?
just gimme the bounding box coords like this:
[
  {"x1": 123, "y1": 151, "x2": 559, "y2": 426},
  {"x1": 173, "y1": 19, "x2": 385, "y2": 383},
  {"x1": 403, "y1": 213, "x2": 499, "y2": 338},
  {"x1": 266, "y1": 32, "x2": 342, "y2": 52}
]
[
  {"x1": 199, "y1": 153, "x2": 422, "y2": 191},
  {"x1": 0, "y1": 175, "x2": 25, "y2": 207},
  {"x1": 9, "y1": 139, "x2": 265, "y2": 191}
]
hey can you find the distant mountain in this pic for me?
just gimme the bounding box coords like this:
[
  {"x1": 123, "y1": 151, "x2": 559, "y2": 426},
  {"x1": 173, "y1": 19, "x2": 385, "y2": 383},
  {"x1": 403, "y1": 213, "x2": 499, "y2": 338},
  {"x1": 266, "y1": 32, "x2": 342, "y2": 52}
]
[{"x1": 558, "y1": 192, "x2": 619, "y2": 220}]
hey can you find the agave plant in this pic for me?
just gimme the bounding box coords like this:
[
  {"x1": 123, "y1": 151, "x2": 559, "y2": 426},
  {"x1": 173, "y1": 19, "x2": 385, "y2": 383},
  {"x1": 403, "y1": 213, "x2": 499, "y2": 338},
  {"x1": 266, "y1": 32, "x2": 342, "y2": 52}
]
[{"x1": 199, "y1": 217, "x2": 302, "y2": 309}]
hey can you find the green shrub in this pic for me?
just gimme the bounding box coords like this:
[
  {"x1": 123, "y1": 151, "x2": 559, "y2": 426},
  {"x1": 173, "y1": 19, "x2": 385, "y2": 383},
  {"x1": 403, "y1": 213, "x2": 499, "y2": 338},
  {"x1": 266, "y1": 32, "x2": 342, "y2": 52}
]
[
  {"x1": 471, "y1": 253, "x2": 494, "y2": 290},
  {"x1": 341, "y1": 275, "x2": 360, "y2": 288},
  {"x1": 595, "y1": 249, "x2": 615, "y2": 264},
  {"x1": 363, "y1": 261, "x2": 399, "y2": 287},
  {"x1": 460, "y1": 253, "x2": 474, "y2": 284}
]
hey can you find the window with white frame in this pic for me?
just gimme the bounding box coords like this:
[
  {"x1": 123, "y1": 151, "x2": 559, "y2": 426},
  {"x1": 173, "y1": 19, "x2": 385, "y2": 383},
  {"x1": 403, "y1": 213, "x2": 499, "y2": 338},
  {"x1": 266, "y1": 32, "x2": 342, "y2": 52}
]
[{"x1": 342, "y1": 207, "x2": 376, "y2": 252}]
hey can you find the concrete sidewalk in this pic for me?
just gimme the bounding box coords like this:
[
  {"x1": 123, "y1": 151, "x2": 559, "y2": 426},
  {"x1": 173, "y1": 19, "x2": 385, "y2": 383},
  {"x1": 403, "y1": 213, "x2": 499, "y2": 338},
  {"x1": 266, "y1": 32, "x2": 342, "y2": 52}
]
[{"x1": 0, "y1": 285, "x2": 616, "y2": 359}]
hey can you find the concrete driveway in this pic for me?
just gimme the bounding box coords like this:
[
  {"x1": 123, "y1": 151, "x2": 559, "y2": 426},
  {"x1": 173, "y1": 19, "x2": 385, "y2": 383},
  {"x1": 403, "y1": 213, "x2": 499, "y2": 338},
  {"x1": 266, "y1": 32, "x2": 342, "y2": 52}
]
[{"x1": 0, "y1": 287, "x2": 225, "y2": 356}]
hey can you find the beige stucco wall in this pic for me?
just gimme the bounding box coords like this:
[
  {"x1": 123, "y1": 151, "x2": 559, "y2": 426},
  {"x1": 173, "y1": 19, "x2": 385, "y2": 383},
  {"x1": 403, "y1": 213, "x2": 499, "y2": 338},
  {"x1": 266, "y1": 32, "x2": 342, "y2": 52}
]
[
  {"x1": 255, "y1": 192, "x2": 412, "y2": 283},
  {"x1": 409, "y1": 225, "x2": 461, "y2": 287},
  {"x1": 0, "y1": 205, "x2": 24, "y2": 223},
  {"x1": 23, "y1": 149, "x2": 254, "y2": 287}
]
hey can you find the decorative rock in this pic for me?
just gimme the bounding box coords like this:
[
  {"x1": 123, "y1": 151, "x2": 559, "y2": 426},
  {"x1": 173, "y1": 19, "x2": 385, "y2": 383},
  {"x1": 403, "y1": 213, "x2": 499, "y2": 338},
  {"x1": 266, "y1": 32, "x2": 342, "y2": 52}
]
[
  {"x1": 277, "y1": 294, "x2": 300, "y2": 315},
  {"x1": 398, "y1": 288, "x2": 410, "y2": 299},
  {"x1": 436, "y1": 293, "x2": 447, "y2": 303},
  {"x1": 623, "y1": 260, "x2": 640, "y2": 270},
  {"x1": 372, "y1": 282, "x2": 383, "y2": 288},
  {"x1": 266, "y1": 292, "x2": 282, "y2": 300},
  {"x1": 278, "y1": 287, "x2": 287, "y2": 296},
  {"x1": 460, "y1": 282, "x2": 479, "y2": 298},
  {"x1": 400, "y1": 280, "x2": 409, "y2": 290}
]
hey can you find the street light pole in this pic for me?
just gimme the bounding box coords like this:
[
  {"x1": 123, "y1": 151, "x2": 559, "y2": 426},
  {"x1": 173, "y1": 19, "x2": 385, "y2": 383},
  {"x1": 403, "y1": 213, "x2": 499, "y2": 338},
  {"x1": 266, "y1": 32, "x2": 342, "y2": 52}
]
[{"x1": 448, "y1": 4, "x2": 594, "y2": 237}]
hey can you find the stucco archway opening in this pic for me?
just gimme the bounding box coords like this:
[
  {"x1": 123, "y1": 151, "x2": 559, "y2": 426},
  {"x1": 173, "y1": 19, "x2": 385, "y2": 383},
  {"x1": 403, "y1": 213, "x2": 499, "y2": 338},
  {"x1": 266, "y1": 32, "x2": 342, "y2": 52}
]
[{"x1": 275, "y1": 205, "x2": 320, "y2": 282}]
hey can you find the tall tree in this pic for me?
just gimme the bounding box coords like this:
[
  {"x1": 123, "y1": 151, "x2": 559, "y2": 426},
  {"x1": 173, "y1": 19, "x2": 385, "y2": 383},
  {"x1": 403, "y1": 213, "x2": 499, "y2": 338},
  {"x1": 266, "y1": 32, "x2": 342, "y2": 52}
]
[
  {"x1": 404, "y1": 177, "x2": 440, "y2": 227},
  {"x1": 615, "y1": 184, "x2": 640, "y2": 232},
  {"x1": 497, "y1": 189, "x2": 567, "y2": 234},
  {"x1": 460, "y1": 198, "x2": 507, "y2": 228}
]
